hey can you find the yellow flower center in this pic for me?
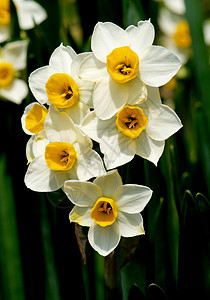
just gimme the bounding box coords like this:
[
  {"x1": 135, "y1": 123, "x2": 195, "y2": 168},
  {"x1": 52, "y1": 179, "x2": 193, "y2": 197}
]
[
  {"x1": 45, "y1": 73, "x2": 79, "y2": 108},
  {"x1": 0, "y1": 62, "x2": 14, "y2": 87},
  {"x1": 173, "y1": 21, "x2": 192, "y2": 49},
  {"x1": 90, "y1": 197, "x2": 118, "y2": 227},
  {"x1": 116, "y1": 106, "x2": 148, "y2": 138},
  {"x1": 45, "y1": 142, "x2": 76, "y2": 171},
  {"x1": 0, "y1": 0, "x2": 10, "y2": 25},
  {"x1": 106, "y1": 46, "x2": 139, "y2": 83},
  {"x1": 25, "y1": 104, "x2": 48, "y2": 134}
]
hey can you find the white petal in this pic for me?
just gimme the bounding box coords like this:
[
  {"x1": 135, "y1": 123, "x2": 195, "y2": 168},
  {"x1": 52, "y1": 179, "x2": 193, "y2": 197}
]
[
  {"x1": 158, "y1": 8, "x2": 179, "y2": 37},
  {"x1": 24, "y1": 156, "x2": 74, "y2": 192},
  {"x1": 64, "y1": 180, "x2": 102, "y2": 207},
  {"x1": 26, "y1": 136, "x2": 35, "y2": 164},
  {"x1": 146, "y1": 104, "x2": 183, "y2": 141},
  {"x1": 76, "y1": 78, "x2": 94, "y2": 107},
  {"x1": 69, "y1": 206, "x2": 93, "y2": 227},
  {"x1": 49, "y1": 44, "x2": 76, "y2": 73},
  {"x1": 0, "y1": 78, "x2": 28, "y2": 104},
  {"x1": 29, "y1": 66, "x2": 55, "y2": 104},
  {"x1": 44, "y1": 106, "x2": 77, "y2": 144},
  {"x1": 71, "y1": 52, "x2": 92, "y2": 75},
  {"x1": 135, "y1": 131, "x2": 165, "y2": 166},
  {"x1": 88, "y1": 222, "x2": 121, "y2": 256},
  {"x1": 126, "y1": 76, "x2": 147, "y2": 104},
  {"x1": 2, "y1": 40, "x2": 29, "y2": 70},
  {"x1": 79, "y1": 53, "x2": 107, "y2": 82},
  {"x1": 126, "y1": 20, "x2": 155, "y2": 53},
  {"x1": 140, "y1": 45, "x2": 181, "y2": 86},
  {"x1": 32, "y1": 130, "x2": 49, "y2": 158},
  {"x1": 91, "y1": 22, "x2": 129, "y2": 63},
  {"x1": 76, "y1": 149, "x2": 106, "y2": 181},
  {"x1": 117, "y1": 211, "x2": 145, "y2": 237},
  {"x1": 164, "y1": 0, "x2": 186, "y2": 14},
  {"x1": 16, "y1": 0, "x2": 47, "y2": 30},
  {"x1": 81, "y1": 111, "x2": 116, "y2": 143},
  {"x1": 101, "y1": 132, "x2": 137, "y2": 169},
  {"x1": 0, "y1": 24, "x2": 10, "y2": 43},
  {"x1": 114, "y1": 184, "x2": 152, "y2": 213},
  {"x1": 61, "y1": 101, "x2": 89, "y2": 125},
  {"x1": 93, "y1": 170, "x2": 123, "y2": 198},
  {"x1": 93, "y1": 77, "x2": 128, "y2": 120}
]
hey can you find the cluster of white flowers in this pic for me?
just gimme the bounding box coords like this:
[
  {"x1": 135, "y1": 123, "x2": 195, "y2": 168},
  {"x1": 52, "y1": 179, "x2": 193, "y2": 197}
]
[
  {"x1": 0, "y1": 0, "x2": 47, "y2": 103},
  {"x1": 22, "y1": 20, "x2": 183, "y2": 256}
]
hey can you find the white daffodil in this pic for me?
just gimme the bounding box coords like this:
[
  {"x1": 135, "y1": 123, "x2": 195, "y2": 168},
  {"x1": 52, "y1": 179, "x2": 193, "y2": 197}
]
[
  {"x1": 21, "y1": 102, "x2": 48, "y2": 135},
  {"x1": 13, "y1": 0, "x2": 47, "y2": 30},
  {"x1": 64, "y1": 170, "x2": 152, "y2": 256},
  {"x1": 0, "y1": 0, "x2": 10, "y2": 43},
  {"x1": 29, "y1": 43, "x2": 94, "y2": 125},
  {"x1": 24, "y1": 106, "x2": 106, "y2": 192},
  {"x1": 79, "y1": 20, "x2": 181, "y2": 120},
  {"x1": 81, "y1": 86, "x2": 182, "y2": 169},
  {"x1": 0, "y1": 40, "x2": 28, "y2": 104},
  {"x1": 158, "y1": 2, "x2": 210, "y2": 64},
  {"x1": 0, "y1": 0, "x2": 47, "y2": 43}
]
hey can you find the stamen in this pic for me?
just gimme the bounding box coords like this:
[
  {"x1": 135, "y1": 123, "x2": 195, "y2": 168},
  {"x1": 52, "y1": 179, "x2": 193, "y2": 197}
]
[
  {"x1": 61, "y1": 84, "x2": 73, "y2": 100},
  {"x1": 116, "y1": 55, "x2": 132, "y2": 75},
  {"x1": 124, "y1": 114, "x2": 138, "y2": 129},
  {"x1": 60, "y1": 150, "x2": 69, "y2": 163},
  {"x1": 98, "y1": 202, "x2": 112, "y2": 215}
]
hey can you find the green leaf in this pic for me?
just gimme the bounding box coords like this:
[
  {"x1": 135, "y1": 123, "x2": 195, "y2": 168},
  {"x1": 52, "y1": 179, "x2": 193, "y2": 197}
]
[{"x1": 0, "y1": 154, "x2": 25, "y2": 300}]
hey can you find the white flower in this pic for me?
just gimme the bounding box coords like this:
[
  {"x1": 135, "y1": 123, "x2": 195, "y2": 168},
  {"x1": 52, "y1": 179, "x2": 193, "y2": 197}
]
[
  {"x1": 64, "y1": 170, "x2": 152, "y2": 256},
  {"x1": 24, "y1": 106, "x2": 106, "y2": 192},
  {"x1": 0, "y1": 0, "x2": 47, "y2": 43},
  {"x1": 13, "y1": 0, "x2": 47, "y2": 30},
  {"x1": 0, "y1": 40, "x2": 28, "y2": 104},
  {"x1": 79, "y1": 20, "x2": 181, "y2": 120},
  {"x1": 29, "y1": 43, "x2": 94, "y2": 125},
  {"x1": 81, "y1": 86, "x2": 182, "y2": 169}
]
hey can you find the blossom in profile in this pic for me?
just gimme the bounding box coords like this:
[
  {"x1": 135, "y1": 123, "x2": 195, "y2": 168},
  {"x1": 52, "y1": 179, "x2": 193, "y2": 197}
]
[
  {"x1": 29, "y1": 43, "x2": 94, "y2": 125},
  {"x1": 0, "y1": 40, "x2": 28, "y2": 104},
  {"x1": 64, "y1": 170, "x2": 152, "y2": 256},
  {"x1": 79, "y1": 20, "x2": 181, "y2": 119},
  {"x1": 0, "y1": 0, "x2": 47, "y2": 43},
  {"x1": 24, "y1": 106, "x2": 105, "y2": 192},
  {"x1": 81, "y1": 86, "x2": 182, "y2": 169}
]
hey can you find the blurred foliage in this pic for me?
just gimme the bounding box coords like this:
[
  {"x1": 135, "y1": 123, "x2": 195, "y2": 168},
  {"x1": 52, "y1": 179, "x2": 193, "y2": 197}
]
[{"x1": 0, "y1": 0, "x2": 209, "y2": 299}]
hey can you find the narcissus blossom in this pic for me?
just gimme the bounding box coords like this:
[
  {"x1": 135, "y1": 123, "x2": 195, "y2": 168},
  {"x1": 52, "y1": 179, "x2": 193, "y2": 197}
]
[
  {"x1": 13, "y1": 0, "x2": 47, "y2": 30},
  {"x1": 64, "y1": 170, "x2": 152, "y2": 256},
  {"x1": 29, "y1": 43, "x2": 94, "y2": 124},
  {"x1": 81, "y1": 87, "x2": 182, "y2": 169},
  {"x1": 0, "y1": 0, "x2": 47, "y2": 43},
  {"x1": 0, "y1": 40, "x2": 28, "y2": 104},
  {"x1": 24, "y1": 106, "x2": 105, "y2": 192},
  {"x1": 79, "y1": 20, "x2": 181, "y2": 119}
]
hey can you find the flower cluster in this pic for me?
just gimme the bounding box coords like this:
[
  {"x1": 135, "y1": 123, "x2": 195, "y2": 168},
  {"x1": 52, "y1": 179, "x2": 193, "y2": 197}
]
[
  {"x1": 22, "y1": 20, "x2": 183, "y2": 256},
  {"x1": 0, "y1": 0, "x2": 47, "y2": 104}
]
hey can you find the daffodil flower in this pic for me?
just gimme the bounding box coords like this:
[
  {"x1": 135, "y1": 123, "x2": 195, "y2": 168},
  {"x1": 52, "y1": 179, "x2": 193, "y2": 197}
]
[
  {"x1": 24, "y1": 106, "x2": 106, "y2": 192},
  {"x1": 13, "y1": 0, "x2": 47, "y2": 30},
  {"x1": 79, "y1": 20, "x2": 181, "y2": 120},
  {"x1": 29, "y1": 43, "x2": 94, "y2": 124},
  {"x1": 0, "y1": 40, "x2": 28, "y2": 104},
  {"x1": 0, "y1": 0, "x2": 47, "y2": 43},
  {"x1": 81, "y1": 86, "x2": 182, "y2": 169},
  {"x1": 64, "y1": 170, "x2": 152, "y2": 256}
]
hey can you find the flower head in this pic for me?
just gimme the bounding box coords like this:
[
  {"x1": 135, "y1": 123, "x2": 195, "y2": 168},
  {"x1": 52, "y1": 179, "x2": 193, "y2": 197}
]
[
  {"x1": 29, "y1": 43, "x2": 94, "y2": 125},
  {"x1": 79, "y1": 20, "x2": 181, "y2": 119},
  {"x1": 64, "y1": 170, "x2": 153, "y2": 256},
  {"x1": 0, "y1": 40, "x2": 28, "y2": 104},
  {"x1": 81, "y1": 86, "x2": 182, "y2": 168},
  {"x1": 24, "y1": 106, "x2": 105, "y2": 192}
]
